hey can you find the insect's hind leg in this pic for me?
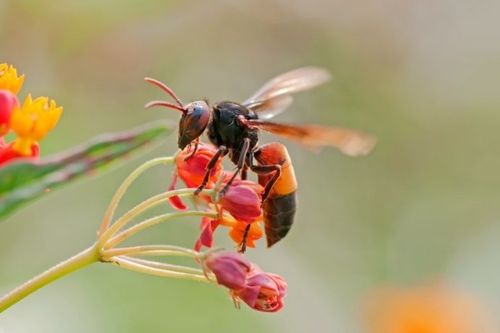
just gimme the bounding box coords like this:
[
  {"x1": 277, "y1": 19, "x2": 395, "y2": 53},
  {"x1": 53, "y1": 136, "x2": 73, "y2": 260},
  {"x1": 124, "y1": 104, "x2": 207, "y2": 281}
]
[
  {"x1": 237, "y1": 150, "x2": 281, "y2": 253},
  {"x1": 246, "y1": 150, "x2": 282, "y2": 202}
]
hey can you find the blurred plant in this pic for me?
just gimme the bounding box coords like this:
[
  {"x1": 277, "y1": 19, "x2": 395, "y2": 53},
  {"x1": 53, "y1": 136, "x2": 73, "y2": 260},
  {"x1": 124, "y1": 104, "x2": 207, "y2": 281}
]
[
  {"x1": 0, "y1": 63, "x2": 61, "y2": 164},
  {"x1": 0, "y1": 64, "x2": 173, "y2": 221},
  {"x1": 0, "y1": 140, "x2": 287, "y2": 313},
  {"x1": 362, "y1": 283, "x2": 497, "y2": 333}
]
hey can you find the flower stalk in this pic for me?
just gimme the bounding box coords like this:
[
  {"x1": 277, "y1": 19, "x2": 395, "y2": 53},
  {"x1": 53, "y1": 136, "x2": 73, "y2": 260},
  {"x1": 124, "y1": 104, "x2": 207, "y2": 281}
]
[{"x1": 0, "y1": 244, "x2": 99, "y2": 312}]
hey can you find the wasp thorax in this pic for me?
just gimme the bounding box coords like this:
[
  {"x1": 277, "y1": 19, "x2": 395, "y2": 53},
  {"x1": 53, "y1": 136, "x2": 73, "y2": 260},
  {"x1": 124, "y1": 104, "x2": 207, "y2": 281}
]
[{"x1": 177, "y1": 100, "x2": 210, "y2": 149}]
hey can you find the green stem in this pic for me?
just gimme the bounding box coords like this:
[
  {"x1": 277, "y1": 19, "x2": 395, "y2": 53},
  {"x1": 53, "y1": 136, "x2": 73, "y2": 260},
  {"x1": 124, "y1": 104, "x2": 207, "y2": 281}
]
[
  {"x1": 122, "y1": 256, "x2": 207, "y2": 276},
  {"x1": 99, "y1": 156, "x2": 175, "y2": 235},
  {"x1": 101, "y1": 245, "x2": 199, "y2": 259},
  {"x1": 110, "y1": 256, "x2": 211, "y2": 283},
  {"x1": 105, "y1": 211, "x2": 217, "y2": 248},
  {"x1": 98, "y1": 188, "x2": 214, "y2": 246},
  {"x1": 0, "y1": 245, "x2": 99, "y2": 313}
]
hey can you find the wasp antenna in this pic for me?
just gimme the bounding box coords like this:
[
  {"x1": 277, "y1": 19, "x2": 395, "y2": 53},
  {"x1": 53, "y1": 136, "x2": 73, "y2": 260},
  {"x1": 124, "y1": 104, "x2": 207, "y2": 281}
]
[
  {"x1": 144, "y1": 77, "x2": 184, "y2": 107},
  {"x1": 144, "y1": 100, "x2": 186, "y2": 113}
]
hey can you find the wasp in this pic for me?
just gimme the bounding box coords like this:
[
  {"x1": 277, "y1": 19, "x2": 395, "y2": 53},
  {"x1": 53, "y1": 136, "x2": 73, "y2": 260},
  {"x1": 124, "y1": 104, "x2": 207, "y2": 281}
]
[{"x1": 145, "y1": 67, "x2": 376, "y2": 251}]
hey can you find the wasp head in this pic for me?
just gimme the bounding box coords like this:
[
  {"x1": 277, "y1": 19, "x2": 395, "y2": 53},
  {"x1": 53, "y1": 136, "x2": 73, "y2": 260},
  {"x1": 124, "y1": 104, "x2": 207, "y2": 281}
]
[
  {"x1": 177, "y1": 100, "x2": 210, "y2": 149},
  {"x1": 145, "y1": 78, "x2": 211, "y2": 149}
]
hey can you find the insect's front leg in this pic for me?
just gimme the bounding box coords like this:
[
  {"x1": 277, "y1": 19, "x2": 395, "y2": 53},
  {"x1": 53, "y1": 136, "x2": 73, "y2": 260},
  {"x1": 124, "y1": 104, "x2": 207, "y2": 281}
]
[
  {"x1": 194, "y1": 145, "x2": 228, "y2": 195},
  {"x1": 183, "y1": 138, "x2": 199, "y2": 161}
]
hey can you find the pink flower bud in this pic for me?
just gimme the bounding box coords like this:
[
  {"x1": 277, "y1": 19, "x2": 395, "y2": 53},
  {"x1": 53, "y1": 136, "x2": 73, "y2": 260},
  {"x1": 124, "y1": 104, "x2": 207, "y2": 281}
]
[
  {"x1": 0, "y1": 90, "x2": 19, "y2": 136},
  {"x1": 203, "y1": 252, "x2": 253, "y2": 290},
  {"x1": 219, "y1": 180, "x2": 263, "y2": 223},
  {"x1": 234, "y1": 271, "x2": 287, "y2": 312}
]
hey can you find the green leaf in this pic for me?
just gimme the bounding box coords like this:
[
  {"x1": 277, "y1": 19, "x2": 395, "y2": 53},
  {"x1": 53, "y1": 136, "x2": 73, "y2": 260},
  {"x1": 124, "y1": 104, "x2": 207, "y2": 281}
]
[{"x1": 0, "y1": 122, "x2": 173, "y2": 220}]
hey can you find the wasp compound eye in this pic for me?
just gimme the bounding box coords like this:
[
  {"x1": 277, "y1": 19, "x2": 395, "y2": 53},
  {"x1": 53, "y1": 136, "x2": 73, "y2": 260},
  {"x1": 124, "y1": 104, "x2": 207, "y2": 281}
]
[{"x1": 178, "y1": 101, "x2": 210, "y2": 149}]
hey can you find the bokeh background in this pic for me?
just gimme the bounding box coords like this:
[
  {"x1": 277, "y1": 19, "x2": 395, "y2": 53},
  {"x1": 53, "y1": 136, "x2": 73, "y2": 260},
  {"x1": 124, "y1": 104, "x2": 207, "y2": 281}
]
[{"x1": 1, "y1": 0, "x2": 500, "y2": 332}]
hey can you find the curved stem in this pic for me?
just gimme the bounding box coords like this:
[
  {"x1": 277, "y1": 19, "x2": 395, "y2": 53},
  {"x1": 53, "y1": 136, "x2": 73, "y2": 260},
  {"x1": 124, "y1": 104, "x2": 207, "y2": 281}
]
[
  {"x1": 99, "y1": 156, "x2": 175, "y2": 235},
  {"x1": 98, "y1": 188, "x2": 214, "y2": 246},
  {"x1": 101, "y1": 245, "x2": 199, "y2": 259},
  {"x1": 122, "y1": 256, "x2": 207, "y2": 276},
  {"x1": 110, "y1": 256, "x2": 211, "y2": 283},
  {"x1": 105, "y1": 211, "x2": 217, "y2": 249},
  {"x1": 0, "y1": 245, "x2": 99, "y2": 313}
]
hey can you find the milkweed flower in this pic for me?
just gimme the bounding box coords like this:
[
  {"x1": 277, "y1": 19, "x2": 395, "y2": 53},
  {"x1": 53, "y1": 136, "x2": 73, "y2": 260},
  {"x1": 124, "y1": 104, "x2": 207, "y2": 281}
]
[
  {"x1": 0, "y1": 63, "x2": 24, "y2": 95},
  {"x1": 0, "y1": 90, "x2": 18, "y2": 136},
  {"x1": 176, "y1": 143, "x2": 222, "y2": 188},
  {"x1": 203, "y1": 251, "x2": 252, "y2": 289},
  {"x1": 233, "y1": 271, "x2": 287, "y2": 312},
  {"x1": 203, "y1": 251, "x2": 287, "y2": 312},
  {"x1": 0, "y1": 64, "x2": 63, "y2": 166},
  {"x1": 10, "y1": 95, "x2": 63, "y2": 156},
  {"x1": 219, "y1": 179, "x2": 263, "y2": 223},
  {"x1": 168, "y1": 142, "x2": 222, "y2": 209},
  {"x1": 194, "y1": 214, "x2": 264, "y2": 251}
]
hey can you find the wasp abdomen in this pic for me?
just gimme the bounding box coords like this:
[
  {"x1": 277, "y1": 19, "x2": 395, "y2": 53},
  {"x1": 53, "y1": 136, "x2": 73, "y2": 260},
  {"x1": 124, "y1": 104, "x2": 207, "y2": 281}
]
[
  {"x1": 255, "y1": 142, "x2": 298, "y2": 247},
  {"x1": 262, "y1": 192, "x2": 297, "y2": 247}
]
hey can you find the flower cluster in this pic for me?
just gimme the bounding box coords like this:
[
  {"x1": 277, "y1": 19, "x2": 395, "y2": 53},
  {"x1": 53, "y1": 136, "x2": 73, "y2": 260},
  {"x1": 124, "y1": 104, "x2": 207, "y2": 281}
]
[
  {"x1": 163, "y1": 143, "x2": 288, "y2": 312},
  {"x1": 0, "y1": 63, "x2": 63, "y2": 166},
  {"x1": 168, "y1": 143, "x2": 265, "y2": 251},
  {"x1": 203, "y1": 252, "x2": 287, "y2": 312}
]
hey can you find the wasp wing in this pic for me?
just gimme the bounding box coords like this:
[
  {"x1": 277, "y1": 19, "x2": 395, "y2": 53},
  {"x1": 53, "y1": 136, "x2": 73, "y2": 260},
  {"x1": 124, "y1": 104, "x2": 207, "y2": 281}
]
[
  {"x1": 246, "y1": 119, "x2": 376, "y2": 156},
  {"x1": 243, "y1": 67, "x2": 331, "y2": 119}
]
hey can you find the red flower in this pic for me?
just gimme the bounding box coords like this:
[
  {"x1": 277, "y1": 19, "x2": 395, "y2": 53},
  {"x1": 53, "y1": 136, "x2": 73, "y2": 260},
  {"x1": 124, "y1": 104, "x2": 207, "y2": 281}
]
[
  {"x1": 233, "y1": 271, "x2": 287, "y2": 312},
  {"x1": 203, "y1": 251, "x2": 287, "y2": 312},
  {"x1": 168, "y1": 143, "x2": 222, "y2": 209},
  {"x1": 227, "y1": 218, "x2": 263, "y2": 249},
  {"x1": 0, "y1": 90, "x2": 18, "y2": 136},
  {"x1": 194, "y1": 217, "x2": 220, "y2": 251},
  {"x1": 219, "y1": 179, "x2": 263, "y2": 223},
  {"x1": 0, "y1": 142, "x2": 39, "y2": 166},
  {"x1": 194, "y1": 213, "x2": 264, "y2": 251},
  {"x1": 176, "y1": 143, "x2": 222, "y2": 188}
]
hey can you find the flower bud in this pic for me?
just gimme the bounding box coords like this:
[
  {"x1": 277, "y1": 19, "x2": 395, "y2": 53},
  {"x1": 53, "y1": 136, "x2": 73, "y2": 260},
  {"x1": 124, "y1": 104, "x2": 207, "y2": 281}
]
[
  {"x1": 203, "y1": 251, "x2": 252, "y2": 290},
  {"x1": 219, "y1": 180, "x2": 263, "y2": 223},
  {"x1": 234, "y1": 271, "x2": 287, "y2": 312},
  {"x1": 0, "y1": 63, "x2": 24, "y2": 95},
  {"x1": 0, "y1": 90, "x2": 19, "y2": 136}
]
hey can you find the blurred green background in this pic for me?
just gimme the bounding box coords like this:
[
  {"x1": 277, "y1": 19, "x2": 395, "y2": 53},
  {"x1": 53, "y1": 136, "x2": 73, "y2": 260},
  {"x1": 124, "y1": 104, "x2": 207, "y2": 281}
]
[{"x1": 1, "y1": 0, "x2": 500, "y2": 332}]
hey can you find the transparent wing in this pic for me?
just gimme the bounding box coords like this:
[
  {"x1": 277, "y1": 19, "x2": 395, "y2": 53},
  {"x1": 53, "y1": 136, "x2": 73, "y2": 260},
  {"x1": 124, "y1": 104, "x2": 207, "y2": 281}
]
[
  {"x1": 246, "y1": 119, "x2": 377, "y2": 156},
  {"x1": 243, "y1": 67, "x2": 331, "y2": 119}
]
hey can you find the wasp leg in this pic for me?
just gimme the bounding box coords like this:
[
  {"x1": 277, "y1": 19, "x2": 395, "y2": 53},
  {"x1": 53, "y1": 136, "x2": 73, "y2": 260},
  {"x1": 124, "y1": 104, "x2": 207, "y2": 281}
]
[
  {"x1": 184, "y1": 138, "x2": 199, "y2": 161},
  {"x1": 238, "y1": 223, "x2": 252, "y2": 253},
  {"x1": 246, "y1": 151, "x2": 282, "y2": 202},
  {"x1": 241, "y1": 165, "x2": 249, "y2": 180},
  {"x1": 218, "y1": 138, "x2": 251, "y2": 197},
  {"x1": 236, "y1": 152, "x2": 281, "y2": 252},
  {"x1": 194, "y1": 145, "x2": 228, "y2": 195}
]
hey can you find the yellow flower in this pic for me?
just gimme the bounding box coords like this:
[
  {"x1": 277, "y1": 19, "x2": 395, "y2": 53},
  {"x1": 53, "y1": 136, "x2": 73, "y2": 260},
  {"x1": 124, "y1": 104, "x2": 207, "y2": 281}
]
[
  {"x1": 10, "y1": 94, "x2": 63, "y2": 155},
  {"x1": 0, "y1": 63, "x2": 24, "y2": 95}
]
